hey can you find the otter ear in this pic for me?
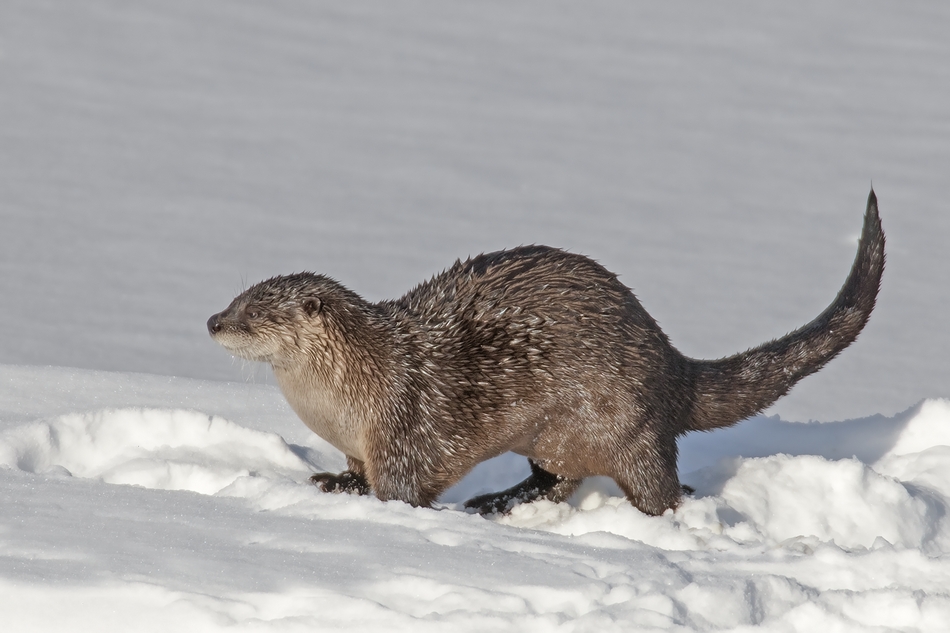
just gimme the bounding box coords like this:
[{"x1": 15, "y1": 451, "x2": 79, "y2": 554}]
[{"x1": 303, "y1": 297, "x2": 323, "y2": 317}]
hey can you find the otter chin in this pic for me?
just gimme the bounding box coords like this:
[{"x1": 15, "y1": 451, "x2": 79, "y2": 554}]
[{"x1": 208, "y1": 191, "x2": 885, "y2": 516}]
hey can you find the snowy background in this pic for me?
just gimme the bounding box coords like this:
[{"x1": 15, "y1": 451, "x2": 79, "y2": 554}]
[{"x1": 2, "y1": 1, "x2": 949, "y2": 631}]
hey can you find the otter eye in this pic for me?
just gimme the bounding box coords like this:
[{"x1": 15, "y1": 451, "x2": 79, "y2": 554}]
[{"x1": 247, "y1": 309, "x2": 259, "y2": 319}]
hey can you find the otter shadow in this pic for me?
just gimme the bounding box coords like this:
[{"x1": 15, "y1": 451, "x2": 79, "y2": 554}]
[
  {"x1": 677, "y1": 401, "x2": 924, "y2": 495},
  {"x1": 287, "y1": 443, "x2": 345, "y2": 474}
]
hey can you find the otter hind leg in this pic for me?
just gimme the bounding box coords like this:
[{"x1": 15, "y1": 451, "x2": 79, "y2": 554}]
[
  {"x1": 309, "y1": 457, "x2": 371, "y2": 495},
  {"x1": 612, "y1": 446, "x2": 684, "y2": 516},
  {"x1": 464, "y1": 459, "x2": 581, "y2": 515}
]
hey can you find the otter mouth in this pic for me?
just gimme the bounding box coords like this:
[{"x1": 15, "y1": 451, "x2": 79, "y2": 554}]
[{"x1": 212, "y1": 337, "x2": 266, "y2": 361}]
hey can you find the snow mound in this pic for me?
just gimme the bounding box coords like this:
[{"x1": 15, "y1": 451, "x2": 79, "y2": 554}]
[
  {"x1": 1, "y1": 394, "x2": 949, "y2": 631},
  {"x1": 715, "y1": 454, "x2": 930, "y2": 549},
  {"x1": 0, "y1": 408, "x2": 314, "y2": 495},
  {"x1": 2, "y1": 400, "x2": 949, "y2": 558}
]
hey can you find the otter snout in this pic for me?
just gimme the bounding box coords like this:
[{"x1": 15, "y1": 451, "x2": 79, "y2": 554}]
[
  {"x1": 207, "y1": 313, "x2": 224, "y2": 336},
  {"x1": 206, "y1": 307, "x2": 275, "y2": 360}
]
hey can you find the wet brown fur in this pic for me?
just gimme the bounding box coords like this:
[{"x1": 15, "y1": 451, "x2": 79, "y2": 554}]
[{"x1": 208, "y1": 191, "x2": 885, "y2": 516}]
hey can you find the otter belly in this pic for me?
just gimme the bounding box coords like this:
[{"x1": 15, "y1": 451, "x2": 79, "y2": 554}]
[
  {"x1": 298, "y1": 410, "x2": 365, "y2": 461},
  {"x1": 274, "y1": 370, "x2": 366, "y2": 461}
]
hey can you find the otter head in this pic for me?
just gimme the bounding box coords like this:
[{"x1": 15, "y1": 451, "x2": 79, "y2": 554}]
[{"x1": 207, "y1": 273, "x2": 335, "y2": 365}]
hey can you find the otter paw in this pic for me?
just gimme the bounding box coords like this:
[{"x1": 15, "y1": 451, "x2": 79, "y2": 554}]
[
  {"x1": 309, "y1": 470, "x2": 370, "y2": 495},
  {"x1": 463, "y1": 491, "x2": 524, "y2": 516}
]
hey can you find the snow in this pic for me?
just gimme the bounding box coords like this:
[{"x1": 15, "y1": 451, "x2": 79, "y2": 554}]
[
  {"x1": 2, "y1": 0, "x2": 949, "y2": 630},
  {"x1": 2, "y1": 366, "x2": 950, "y2": 631}
]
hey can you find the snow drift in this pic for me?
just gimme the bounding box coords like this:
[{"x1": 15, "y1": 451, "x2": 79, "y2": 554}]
[{"x1": 2, "y1": 368, "x2": 949, "y2": 631}]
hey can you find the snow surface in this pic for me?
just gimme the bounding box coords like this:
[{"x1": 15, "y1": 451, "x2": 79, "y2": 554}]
[
  {"x1": 2, "y1": 365, "x2": 950, "y2": 631},
  {"x1": 1, "y1": 0, "x2": 948, "y2": 421},
  {"x1": 2, "y1": 1, "x2": 950, "y2": 631}
]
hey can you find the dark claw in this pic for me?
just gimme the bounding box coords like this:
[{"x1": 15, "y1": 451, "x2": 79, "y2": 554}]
[{"x1": 309, "y1": 470, "x2": 371, "y2": 495}]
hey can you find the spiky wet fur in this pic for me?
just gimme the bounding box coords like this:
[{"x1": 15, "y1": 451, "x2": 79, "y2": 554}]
[{"x1": 208, "y1": 191, "x2": 885, "y2": 516}]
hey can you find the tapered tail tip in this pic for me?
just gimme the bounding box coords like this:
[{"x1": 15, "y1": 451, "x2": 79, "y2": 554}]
[{"x1": 867, "y1": 188, "x2": 878, "y2": 218}]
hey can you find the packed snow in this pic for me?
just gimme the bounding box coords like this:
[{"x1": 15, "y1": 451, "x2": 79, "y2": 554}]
[
  {"x1": 2, "y1": 367, "x2": 950, "y2": 631},
  {"x1": 2, "y1": 1, "x2": 949, "y2": 631}
]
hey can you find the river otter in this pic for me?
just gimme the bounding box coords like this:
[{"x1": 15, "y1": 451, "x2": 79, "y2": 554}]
[{"x1": 208, "y1": 191, "x2": 884, "y2": 516}]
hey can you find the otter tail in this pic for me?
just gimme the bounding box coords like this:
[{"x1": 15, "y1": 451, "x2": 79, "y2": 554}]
[{"x1": 684, "y1": 190, "x2": 885, "y2": 433}]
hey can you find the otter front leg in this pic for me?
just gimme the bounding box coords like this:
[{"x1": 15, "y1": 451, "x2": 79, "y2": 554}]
[
  {"x1": 368, "y1": 460, "x2": 445, "y2": 508},
  {"x1": 309, "y1": 457, "x2": 371, "y2": 495},
  {"x1": 464, "y1": 459, "x2": 582, "y2": 515}
]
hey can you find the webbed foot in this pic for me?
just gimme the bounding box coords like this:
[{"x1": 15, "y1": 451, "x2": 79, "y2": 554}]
[
  {"x1": 309, "y1": 470, "x2": 371, "y2": 495},
  {"x1": 463, "y1": 460, "x2": 581, "y2": 515}
]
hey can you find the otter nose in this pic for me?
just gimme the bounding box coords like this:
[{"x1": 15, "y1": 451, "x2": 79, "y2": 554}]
[{"x1": 207, "y1": 313, "x2": 222, "y2": 335}]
